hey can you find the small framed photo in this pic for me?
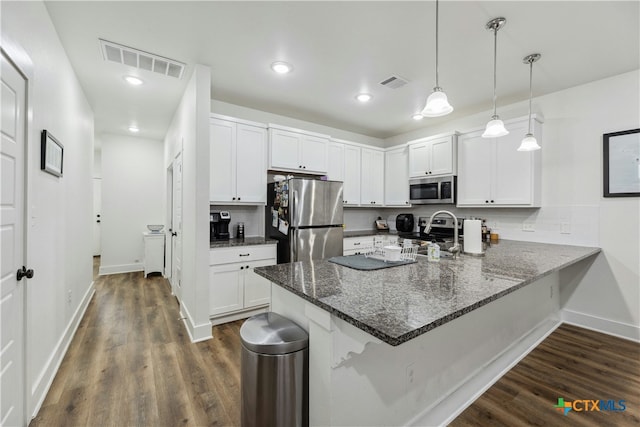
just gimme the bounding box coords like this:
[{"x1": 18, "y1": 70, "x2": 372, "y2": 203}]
[
  {"x1": 41, "y1": 130, "x2": 64, "y2": 177},
  {"x1": 603, "y1": 128, "x2": 640, "y2": 197}
]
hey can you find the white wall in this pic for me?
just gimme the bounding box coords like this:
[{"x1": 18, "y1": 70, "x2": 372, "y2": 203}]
[
  {"x1": 165, "y1": 64, "x2": 212, "y2": 342},
  {"x1": 211, "y1": 99, "x2": 384, "y2": 148},
  {"x1": 99, "y1": 133, "x2": 164, "y2": 274},
  {"x1": 385, "y1": 70, "x2": 640, "y2": 340},
  {"x1": 2, "y1": 0, "x2": 95, "y2": 418}
]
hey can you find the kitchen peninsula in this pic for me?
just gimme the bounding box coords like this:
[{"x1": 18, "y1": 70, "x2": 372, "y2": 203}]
[{"x1": 254, "y1": 240, "x2": 600, "y2": 426}]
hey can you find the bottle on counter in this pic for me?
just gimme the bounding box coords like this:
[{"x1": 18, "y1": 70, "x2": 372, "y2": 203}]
[
  {"x1": 481, "y1": 220, "x2": 489, "y2": 241},
  {"x1": 427, "y1": 241, "x2": 440, "y2": 262},
  {"x1": 237, "y1": 222, "x2": 245, "y2": 239}
]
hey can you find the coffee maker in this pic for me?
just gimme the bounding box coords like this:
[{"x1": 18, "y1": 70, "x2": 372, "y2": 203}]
[{"x1": 210, "y1": 211, "x2": 231, "y2": 241}]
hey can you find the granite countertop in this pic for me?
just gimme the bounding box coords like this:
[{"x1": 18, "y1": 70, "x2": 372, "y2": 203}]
[
  {"x1": 253, "y1": 240, "x2": 600, "y2": 346},
  {"x1": 344, "y1": 230, "x2": 400, "y2": 238},
  {"x1": 210, "y1": 236, "x2": 277, "y2": 249}
]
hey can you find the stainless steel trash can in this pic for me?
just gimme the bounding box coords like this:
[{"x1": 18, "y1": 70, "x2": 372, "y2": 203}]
[{"x1": 240, "y1": 312, "x2": 309, "y2": 427}]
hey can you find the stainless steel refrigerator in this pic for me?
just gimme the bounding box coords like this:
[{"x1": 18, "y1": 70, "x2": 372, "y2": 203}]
[{"x1": 266, "y1": 178, "x2": 344, "y2": 264}]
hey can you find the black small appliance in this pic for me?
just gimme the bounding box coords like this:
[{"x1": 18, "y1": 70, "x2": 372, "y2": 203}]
[
  {"x1": 210, "y1": 211, "x2": 231, "y2": 241},
  {"x1": 395, "y1": 213, "x2": 415, "y2": 233}
]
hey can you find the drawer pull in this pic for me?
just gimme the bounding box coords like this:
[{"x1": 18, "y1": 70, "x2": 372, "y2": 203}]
[
  {"x1": 239, "y1": 253, "x2": 251, "y2": 257},
  {"x1": 353, "y1": 242, "x2": 360, "y2": 246}
]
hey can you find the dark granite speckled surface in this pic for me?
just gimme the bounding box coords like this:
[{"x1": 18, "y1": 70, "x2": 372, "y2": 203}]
[
  {"x1": 253, "y1": 240, "x2": 600, "y2": 346},
  {"x1": 210, "y1": 237, "x2": 277, "y2": 249}
]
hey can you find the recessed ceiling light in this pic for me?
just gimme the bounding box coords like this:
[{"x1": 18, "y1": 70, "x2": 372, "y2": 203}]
[
  {"x1": 128, "y1": 126, "x2": 140, "y2": 133},
  {"x1": 412, "y1": 113, "x2": 424, "y2": 121},
  {"x1": 356, "y1": 93, "x2": 372, "y2": 103},
  {"x1": 271, "y1": 61, "x2": 293, "y2": 74},
  {"x1": 123, "y1": 75, "x2": 144, "y2": 86}
]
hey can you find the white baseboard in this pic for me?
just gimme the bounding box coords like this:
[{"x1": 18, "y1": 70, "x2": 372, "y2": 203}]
[
  {"x1": 410, "y1": 318, "x2": 561, "y2": 427},
  {"x1": 29, "y1": 281, "x2": 95, "y2": 420},
  {"x1": 210, "y1": 305, "x2": 268, "y2": 326},
  {"x1": 180, "y1": 303, "x2": 213, "y2": 343},
  {"x1": 561, "y1": 308, "x2": 640, "y2": 342},
  {"x1": 98, "y1": 263, "x2": 143, "y2": 276}
]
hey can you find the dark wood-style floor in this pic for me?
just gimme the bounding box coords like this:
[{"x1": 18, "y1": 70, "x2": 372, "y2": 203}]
[{"x1": 31, "y1": 260, "x2": 639, "y2": 426}]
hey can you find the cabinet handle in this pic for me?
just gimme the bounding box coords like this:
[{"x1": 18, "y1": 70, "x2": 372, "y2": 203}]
[
  {"x1": 485, "y1": 200, "x2": 489, "y2": 204},
  {"x1": 239, "y1": 253, "x2": 250, "y2": 257},
  {"x1": 353, "y1": 242, "x2": 360, "y2": 246},
  {"x1": 303, "y1": 166, "x2": 306, "y2": 169},
  {"x1": 405, "y1": 201, "x2": 409, "y2": 204},
  {"x1": 232, "y1": 197, "x2": 236, "y2": 200},
  {"x1": 240, "y1": 266, "x2": 244, "y2": 270},
  {"x1": 490, "y1": 200, "x2": 495, "y2": 203},
  {"x1": 246, "y1": 265, "x2": 249, "y2": 269},
  {"x1": 238, "y1": 196, "x2": 241, "y2": 200},
  {"x1": 299, "y1": 165, "x2": 302, "y2": 168}
]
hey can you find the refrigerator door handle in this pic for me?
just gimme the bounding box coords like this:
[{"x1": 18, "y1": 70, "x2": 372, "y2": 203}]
[
  {"x1": 292, "y1": 189, "x2": 298, "y2": 227},
  {"x1": 290, "y1": 228, "x2": 297, "y2": 262}
]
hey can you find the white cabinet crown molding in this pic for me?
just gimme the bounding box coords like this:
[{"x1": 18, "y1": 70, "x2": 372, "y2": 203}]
[
  {"x1": 268, "y1": 123, "x2": 331, "y2": 139},
  {"x1": 210, "y1": 113, "x2": 267, "y2": 129}
]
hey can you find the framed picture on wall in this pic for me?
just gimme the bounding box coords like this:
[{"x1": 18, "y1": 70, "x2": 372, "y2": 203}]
[
  {"x1": 603, "y1": 128, "x2": 640, "y2": 197},
  {"x1": 41, "y1": 130, "x2": 64, "y2": 177}
]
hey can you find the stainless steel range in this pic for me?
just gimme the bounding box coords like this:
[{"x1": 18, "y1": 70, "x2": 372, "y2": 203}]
[{"x1": 397, "y1": 215, "x2": 464, "y2": 254}]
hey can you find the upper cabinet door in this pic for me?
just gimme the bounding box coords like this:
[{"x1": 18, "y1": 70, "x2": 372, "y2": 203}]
[
  {"x1": 327, "y1": 142, "x2": 345, "y2": 181},
  {"x1": 384, "y1": 146, "x2": 410, "y2": 207},
  {"x1": 408, "y1": 142, "x2": 430, "y2": 178},
  {"x1": 457, "y1": 130, "x2": 492, "y2": 205},
  {"x1": 269, "y1": 129, "x2": 301, "y2": 171},
  {"x1": 210, "y1": 119, "x2": 236, "y2": 202},
  {"x1": 300, "y1": 134, "x2": 328, "y2": 174},
  {"x1": 235, "y1": 124, "x2": 267, "y2": 203},
  {"x1": 429, "y1": 136, "x2": 455, "y2": 176},
  {"x1": 343, "y1": 144, "x2": 361, "y2": 206},
  {"x1": 361, "y1": 148, "x2": 384, "y2": 205}
]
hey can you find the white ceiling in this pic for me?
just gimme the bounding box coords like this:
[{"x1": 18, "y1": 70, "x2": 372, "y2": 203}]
[{"x1": 45, "y1": 1, "x2": 639, "y2": 141}]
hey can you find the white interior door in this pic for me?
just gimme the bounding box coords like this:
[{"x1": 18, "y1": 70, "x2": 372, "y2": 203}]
[
  {"x1": 1, "y1": 51, "x2": 27, "y2": 427},
  {"x1": 171, "y1": 153, "x2": 183, "y2": 299},
  {"x1": 92, "y1": 177, "x2": 101, "y2": 256}
]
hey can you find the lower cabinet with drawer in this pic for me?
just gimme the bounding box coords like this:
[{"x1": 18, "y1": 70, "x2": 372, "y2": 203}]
[{"x1": 209, "y1": 244, "x2": 277, "y2": 325}]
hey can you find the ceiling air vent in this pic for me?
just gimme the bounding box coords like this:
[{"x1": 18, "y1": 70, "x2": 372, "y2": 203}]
[
  {"x1": 99, "y1": 39, "x2": 186, "y2": 79},
  {"x1": 379, "y1": 75, "x2": 409, "y2": 89}
]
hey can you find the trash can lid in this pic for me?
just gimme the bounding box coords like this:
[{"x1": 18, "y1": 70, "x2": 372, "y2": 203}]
[{"x1": 240, "y1": 312, "x2": 309, "y2": 355}]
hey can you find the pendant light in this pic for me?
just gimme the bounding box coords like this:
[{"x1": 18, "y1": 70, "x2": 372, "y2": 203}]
[
  {"x1": 421, "y1": 0, "x2": 453, "y2": 117},
  {"x1": 518, "y1": 53, "x2": 542, "y2": 151},
  {"x1": 482, "y1": 17, "x2": 508, "y2": 138}
]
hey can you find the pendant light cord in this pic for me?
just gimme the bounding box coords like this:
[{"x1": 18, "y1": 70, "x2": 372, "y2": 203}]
[
  {"x1": 527, "y1": 59, "x2": 533, "y2": 134},
  {"x1": 492, "y1": 25, "x2": 498, "y2": 118},
  {"x1": 434, "y1": 0, "x2": 440, "y2": 89}
]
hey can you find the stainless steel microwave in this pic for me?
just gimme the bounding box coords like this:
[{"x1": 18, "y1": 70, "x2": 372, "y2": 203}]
[{"x1": 409, "y1": 176, "x2": 456, "y2": 205}]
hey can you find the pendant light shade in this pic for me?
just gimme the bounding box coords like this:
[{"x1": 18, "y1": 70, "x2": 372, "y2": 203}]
[
  {"x1": 518, "y1": 53, "x2": 542, "y2": 151},
  {"x1": 482, "y1": 17, "x2": 508, "y2": 138},
  {"x1": 422, "y1": 0, "x2": 453, "y2": 118}
]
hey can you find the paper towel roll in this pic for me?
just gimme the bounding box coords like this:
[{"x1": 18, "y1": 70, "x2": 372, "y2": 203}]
[{"x1": 463, "y1": 219, "x2": 483, "y2": 254}]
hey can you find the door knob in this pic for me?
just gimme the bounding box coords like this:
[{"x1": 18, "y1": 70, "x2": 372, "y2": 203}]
[{"x1": 17, "y1": 266, "x2": 34, "y2": 281}]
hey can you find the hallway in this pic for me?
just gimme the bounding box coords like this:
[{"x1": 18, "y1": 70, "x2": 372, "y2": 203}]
[{"x1": 30, "y1": 269, "x2": 242, "y2": 426}]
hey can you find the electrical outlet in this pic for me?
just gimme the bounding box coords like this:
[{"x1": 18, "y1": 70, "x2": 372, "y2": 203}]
[
  {"x1": 406, "y1": 364, "x2": 415, "y2": 386},
  {"x1": 522, "y1": 222, "x2": 535, "y2": 232},
  {"x1": 67, "y1": 290, "x2": 72, "y2": 304},
  {"x1": 550, "y1": 285, "x2": 554, "y2": 299},
  {"x1": 560, "y1": 222, "x2": 571, "y2": 234}
]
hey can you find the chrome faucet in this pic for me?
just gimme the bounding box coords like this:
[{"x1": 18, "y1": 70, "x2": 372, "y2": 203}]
[{"x1": 424, "y1": 210, "x2": 461, "y2": 259}]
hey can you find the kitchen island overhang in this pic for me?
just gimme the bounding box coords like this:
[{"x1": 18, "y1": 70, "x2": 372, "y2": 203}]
[{"x1": 254, "y1": 240, "x2": 601, "y2": 426}]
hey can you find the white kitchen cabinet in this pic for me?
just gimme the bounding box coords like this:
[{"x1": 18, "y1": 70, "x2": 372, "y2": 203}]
[
  {"x1": 384, "y1": 146, "x2": 410, "y2": 207},
  {"x1": 457, "y1": 117, "x2": 542, "y2": 207},
  {"x1": 327, "y1": 141, "x2": 345, "y2": 181},
  {"x1": 343, "y1": 236, "x2": 373, "y2": 256},
  {"x1": 343, "y1": 144, "x2": 361, "y2": 206},
  {"x1": 209, "y1": 244, "x2": 277, "y2": 324},
  {"x1": 268, "y1": 125, "x2": 329, "y2": 174},
  {"x1": 210, "y1": 116, "x2": 266, "y2": 204},
  {"x1": 360, "y1": 148, "x2": 384, "y2": 206},
  {"x1": 327, "y1": 140, "x2": 361, "y2": 206},
  {"x1": 143, "y1": 232, "x2": 165, "y2": 277},
  {"x1": 408, "y1": 133, "x2": 457, "y2": 178}
]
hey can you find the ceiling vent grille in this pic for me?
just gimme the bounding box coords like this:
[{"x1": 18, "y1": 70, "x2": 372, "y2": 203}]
[
  {"x1": 99, "y1": 39, "x2": 185, "y2": 79},
  {"x1": 379, "y1": 75, "x2": 409, "y2": 89}
]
